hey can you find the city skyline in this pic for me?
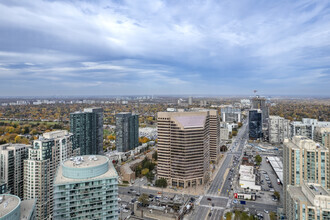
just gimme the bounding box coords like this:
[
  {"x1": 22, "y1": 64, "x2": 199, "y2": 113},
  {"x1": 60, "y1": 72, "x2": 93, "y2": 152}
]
[{"x1": 1, "y1": 0, "x2": 330, "y2": 96}]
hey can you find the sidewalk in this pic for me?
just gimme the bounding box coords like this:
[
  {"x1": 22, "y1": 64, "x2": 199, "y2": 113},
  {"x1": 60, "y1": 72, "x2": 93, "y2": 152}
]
[
  {"x1": 140, "y1": 154, "x2": 228, "y2": 196},
  {"x1": 210, "y1": 154, "x2": 227, "y2": 182},
  {"x1": 141, "y1": 184, "x2": 206, "y2": 196}
]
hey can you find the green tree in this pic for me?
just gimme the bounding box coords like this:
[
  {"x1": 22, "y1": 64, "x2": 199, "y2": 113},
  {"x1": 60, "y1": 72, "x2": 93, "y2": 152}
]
[
  {"x1": 14, "y1": 135, "x2": 22, "y2": 143},
  {"x1": 152, "y1": 151, "x2": 158, "y2": 161},
  {"x1": 255, "y1": 155, "x2": 262, "y2": 165},
  {"x1": 138, "y1": 193, "x2": 149, "y2": 206},
  {"x1": 23, "y1": 126, "x2": 30, "y2": 134},
  {"x1": 146, "y1": 172, "x2": 154, "y2": 182},
  {"x1": 269, "y1": 212, "x2": 277, "y2": 220},
  {"x1": 141, "y1": 168, "x2": 149, "y2": 176},
  {"x1": 135, "y1": 165, "x2": 142, "y2": 177},
  {"x1": 274, "y1": 191, "x2": 280, "y2": 200},
  {"x1": 155, "y1": 178, "x2": 167, "y2": 188},
  {"x1": 225, "y1": 212, "x2": 232, "y2": 220}
]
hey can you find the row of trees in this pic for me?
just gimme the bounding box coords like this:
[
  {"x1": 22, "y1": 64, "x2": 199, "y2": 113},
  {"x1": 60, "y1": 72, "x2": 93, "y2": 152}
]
[
  {"x1": 135, "y1": 158, "x2": 156, "y2": 182},
  {"x1": 0, "y1": 102, "x2": 170, "y2": 126},
  {"x1": 225, "y1": 210, "x2": 277, "y2": 220},
  {"x1": 269, "y1": 99, "x2": 330, "y2": 121},
  {"x1": 0, "y1": 121, "x2": 66, "y2": 145}
]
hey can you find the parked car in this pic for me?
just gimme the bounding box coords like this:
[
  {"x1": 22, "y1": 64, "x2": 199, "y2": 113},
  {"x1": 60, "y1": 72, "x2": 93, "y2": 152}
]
[{"x1": 207, "y1": 198, "x2": 212, "y2": 201}]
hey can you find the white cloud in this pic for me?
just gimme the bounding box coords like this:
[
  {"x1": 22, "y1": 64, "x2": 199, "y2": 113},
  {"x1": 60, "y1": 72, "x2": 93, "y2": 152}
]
[{"x1": 0, "y1": 0, "x2": 329, "y2": 95}]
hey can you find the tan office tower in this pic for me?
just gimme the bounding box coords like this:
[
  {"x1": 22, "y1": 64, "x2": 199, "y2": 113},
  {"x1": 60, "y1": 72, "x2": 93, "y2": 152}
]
[
  {"x1": 0, "y1": 144, "x2": 30, "y2": 199},
  {"x1": 283, "y1": 136, "x2": 328, "y2": 215},
  {"x1": 209, "y1": 110, "x2": 220, "y2": 162},
  {"x1": 157, "y1": 111, "x2": 211, "y2": 188},
  {"x1": 24, "y1": 130, "x2": 79, "y2": 220}
]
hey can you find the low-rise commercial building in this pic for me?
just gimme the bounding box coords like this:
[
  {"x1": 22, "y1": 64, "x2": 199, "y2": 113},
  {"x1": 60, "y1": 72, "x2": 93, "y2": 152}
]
[
  {"x1": 239, "y1": 165, "x2": 261, "y2": 191},
  {"x1": 53, "y1": 155, "x2": 118, "y2": 220}
]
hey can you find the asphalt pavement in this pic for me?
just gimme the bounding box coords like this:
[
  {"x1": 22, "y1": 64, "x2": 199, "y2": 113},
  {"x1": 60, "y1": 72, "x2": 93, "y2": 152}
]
[
  {"x1": 118, "y1": 120, "x2": 280, "y2": 220},
  {"x1": 192, "y1": 122, "x2": 249, "y2": 220}
]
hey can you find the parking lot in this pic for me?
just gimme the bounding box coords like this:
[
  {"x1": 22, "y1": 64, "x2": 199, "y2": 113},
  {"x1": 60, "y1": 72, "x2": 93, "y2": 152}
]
[{"x1": 256, "y1": 156, "x2": 283, "y2": 206}]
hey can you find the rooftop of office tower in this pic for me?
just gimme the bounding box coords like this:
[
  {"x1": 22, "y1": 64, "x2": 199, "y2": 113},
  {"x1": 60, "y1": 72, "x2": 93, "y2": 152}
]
[{"x1": 158, "y1": 111, "x2": 212, "y2": 129}]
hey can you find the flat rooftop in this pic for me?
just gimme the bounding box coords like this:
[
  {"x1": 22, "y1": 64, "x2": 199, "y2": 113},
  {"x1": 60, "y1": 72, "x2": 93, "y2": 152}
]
[
  {"x1": 55, "y1": 157, "x2": 118, "y2": 185},
  {"x1": 288, "y1": 186, "x2": 309, "y2": 204},
  {"x1": 174, "y1": 115, "x2": 206, "y2": 128},
  {"x1": 285, "y1": 136, "x2": 327, "y2": 151},
  {"x1": 0, "y1": 194, "x2": 20, "y2": 218},
  {"x1": 268, "y1": 156, "x2": 283, "y2": 183},
  {"x1": 63, "y1": 155, "x2": 108, "y2": 168},
  {"x1": 20, "y1": 199, "x2": 36, "y2": 220},
  {"x1": 308, "y1": 184, "x2": 329, "y2": 196}
]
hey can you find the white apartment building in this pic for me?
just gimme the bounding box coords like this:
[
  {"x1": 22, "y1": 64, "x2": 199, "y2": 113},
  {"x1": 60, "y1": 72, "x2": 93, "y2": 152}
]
[
  {"x1": 268, "y1": 115, "x2": 290, "y2": 144},
  {"x1": 291, "y1": 118, "x2": 330, "y2": 140},
  {"x1": 0, "y1": 144, "x2": 30, "y2": 199},
  {"x1": 53, "y1": 155, "x2": 118, "y2": 220},
  {"x1": 24, "y1": 130, "x2": 79, "y2": 220}
]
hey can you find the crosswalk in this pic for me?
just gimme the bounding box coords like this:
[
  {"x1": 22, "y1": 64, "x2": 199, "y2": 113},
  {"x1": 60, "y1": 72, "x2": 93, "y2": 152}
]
[
  {"x1": 204, "y1": 194, "x2": 228, "y2": 199},
  {"x1": 208, "y1": 208, "x2": 224, "y2": 220},
  {"x1": 199, "y1": 204, "x2": 224, "y2": 210}
]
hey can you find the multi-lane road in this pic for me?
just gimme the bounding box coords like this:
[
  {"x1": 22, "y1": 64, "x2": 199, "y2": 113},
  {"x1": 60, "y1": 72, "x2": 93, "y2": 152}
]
[
  {"x1": 118, "y1": 119, "x2": 280, "y2": 220},
  {"x1": 194, "y1": 122, "x2": 249, "y2": 220}
]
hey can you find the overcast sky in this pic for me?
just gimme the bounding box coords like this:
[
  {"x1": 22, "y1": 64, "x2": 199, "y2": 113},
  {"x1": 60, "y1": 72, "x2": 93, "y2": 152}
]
[{"x1": 0, "y1": 0, "x2": 330, "y2": 97}]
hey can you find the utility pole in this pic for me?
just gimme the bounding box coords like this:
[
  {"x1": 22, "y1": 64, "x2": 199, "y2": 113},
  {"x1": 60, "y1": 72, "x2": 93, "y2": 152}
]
[{"x1": 139, "y1": 179, "x2": 141, "y2": 194}]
